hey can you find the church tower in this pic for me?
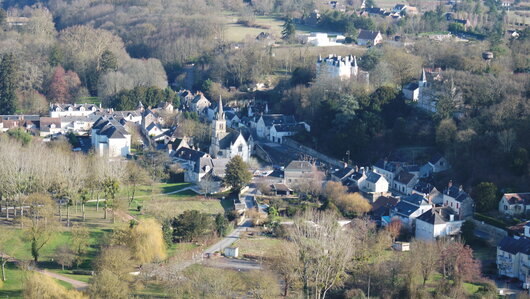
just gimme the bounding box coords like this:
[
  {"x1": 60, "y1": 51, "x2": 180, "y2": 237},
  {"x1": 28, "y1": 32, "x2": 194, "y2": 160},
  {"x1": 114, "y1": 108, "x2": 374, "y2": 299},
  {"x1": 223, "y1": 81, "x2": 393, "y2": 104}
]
[
  {"x1": 210, "y1": 96, "x2": 228, "y2": 157},
  {"x1": 212, "y1": 95, "x2": 227, "y2": 138}
]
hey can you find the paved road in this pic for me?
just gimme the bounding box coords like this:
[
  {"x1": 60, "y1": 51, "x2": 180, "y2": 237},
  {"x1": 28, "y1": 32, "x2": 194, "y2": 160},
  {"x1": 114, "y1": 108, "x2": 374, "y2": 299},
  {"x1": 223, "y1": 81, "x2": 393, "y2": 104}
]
[{"x1": 203, "y1": 219, "x2": 252, "y2": 255}]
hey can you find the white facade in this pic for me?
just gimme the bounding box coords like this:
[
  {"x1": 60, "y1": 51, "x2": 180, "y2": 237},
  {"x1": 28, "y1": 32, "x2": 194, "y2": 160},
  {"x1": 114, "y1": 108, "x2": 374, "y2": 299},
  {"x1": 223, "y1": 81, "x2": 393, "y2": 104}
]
[
  {"x1": 499, "y1": 193, "x2": 530, "y2": 216},
  {"x1": 50, "y1": 104, "x2": 99, "y2": 118},
  {"x1": 316, "y1": 54, "x2": 359, "y2": 80},
  {"x1": 415, "y1": 217, "x2": 463, "y2": 241}
]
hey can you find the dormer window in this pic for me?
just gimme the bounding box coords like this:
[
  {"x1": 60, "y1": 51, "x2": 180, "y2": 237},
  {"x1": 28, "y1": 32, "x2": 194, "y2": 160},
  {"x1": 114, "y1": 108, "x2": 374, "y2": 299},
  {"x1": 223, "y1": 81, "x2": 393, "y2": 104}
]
[{"x1": 238, "y1": 145, "x2": 243, "y2": 152}]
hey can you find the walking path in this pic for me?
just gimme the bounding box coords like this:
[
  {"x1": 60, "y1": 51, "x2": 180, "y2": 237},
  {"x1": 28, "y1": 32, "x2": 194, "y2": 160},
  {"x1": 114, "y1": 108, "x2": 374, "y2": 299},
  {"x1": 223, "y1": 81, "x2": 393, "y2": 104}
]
[{"x1": 35, "y1": 269, "x2": 88, "y2": 290}]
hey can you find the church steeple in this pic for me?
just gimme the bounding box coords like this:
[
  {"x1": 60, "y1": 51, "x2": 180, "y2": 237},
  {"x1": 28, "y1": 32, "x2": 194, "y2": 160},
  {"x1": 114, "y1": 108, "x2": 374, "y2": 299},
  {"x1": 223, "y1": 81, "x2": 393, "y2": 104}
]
[
  {"x1": 216, "y1": 95, "x2": 225, "y2": 120},
  {"x1": 419, "y1": 68, "x2": 427, "y2": 88}
]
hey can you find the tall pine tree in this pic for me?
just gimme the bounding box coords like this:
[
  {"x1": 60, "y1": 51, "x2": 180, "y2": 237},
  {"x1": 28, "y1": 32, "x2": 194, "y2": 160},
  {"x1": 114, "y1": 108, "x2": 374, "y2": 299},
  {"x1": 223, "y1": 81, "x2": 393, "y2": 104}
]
[{"x1": 0, "y1": 53, "x2": 18, "y2": 115}]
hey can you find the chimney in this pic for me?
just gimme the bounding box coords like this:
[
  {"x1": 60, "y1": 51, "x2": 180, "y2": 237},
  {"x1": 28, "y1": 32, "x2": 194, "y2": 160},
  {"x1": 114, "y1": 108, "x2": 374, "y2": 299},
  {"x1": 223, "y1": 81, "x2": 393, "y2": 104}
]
[
  {"x1": 448, "y1": 180, "x2": 453, "y2": 189},
  {"x1": 459, "y1": 185, "x2": 463, "y2": 192}
]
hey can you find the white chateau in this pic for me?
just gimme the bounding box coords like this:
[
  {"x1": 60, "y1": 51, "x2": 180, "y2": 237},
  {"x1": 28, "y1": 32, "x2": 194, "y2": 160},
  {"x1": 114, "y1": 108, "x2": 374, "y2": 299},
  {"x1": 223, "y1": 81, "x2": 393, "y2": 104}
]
[
  {"x1": 316, "y1": 54, "x2": 359, "y2": 80},
  {"x1": 209, "y1": 96, "x2": 252, "y2": 162}
]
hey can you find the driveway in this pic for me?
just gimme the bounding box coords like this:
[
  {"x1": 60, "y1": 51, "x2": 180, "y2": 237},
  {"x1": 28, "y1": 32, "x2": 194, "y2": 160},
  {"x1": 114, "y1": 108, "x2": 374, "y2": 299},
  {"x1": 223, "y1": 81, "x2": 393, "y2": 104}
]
[{"x1": 203, "y1": 219, "x2": 252, "y2": 255}]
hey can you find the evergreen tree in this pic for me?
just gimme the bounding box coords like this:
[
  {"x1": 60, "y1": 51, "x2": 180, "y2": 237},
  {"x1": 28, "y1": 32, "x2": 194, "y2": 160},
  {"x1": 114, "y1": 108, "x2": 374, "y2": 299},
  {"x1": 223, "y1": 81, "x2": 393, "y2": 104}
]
[
  {"x1": 471, "y1": 182, "x2": 498, "y2": 212},
  {"x1": 99, "y1": 50, "x2": 118, "y2": 73},
  {"x1": 282, "y1": 17, "x2": 296, "y2": 41},
  {"x1": 224, "y1": 156, "x2": 252, "y2": 192},
  {"x1": 0, "y1": 53, "x2": 18, "y2": 115}
]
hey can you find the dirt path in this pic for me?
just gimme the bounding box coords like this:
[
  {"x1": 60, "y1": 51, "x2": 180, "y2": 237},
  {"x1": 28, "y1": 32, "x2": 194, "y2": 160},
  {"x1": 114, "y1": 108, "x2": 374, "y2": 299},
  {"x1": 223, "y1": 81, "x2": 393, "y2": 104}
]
[{"x1": 36, "y1": 269, "x2": 88, "y2": 290}]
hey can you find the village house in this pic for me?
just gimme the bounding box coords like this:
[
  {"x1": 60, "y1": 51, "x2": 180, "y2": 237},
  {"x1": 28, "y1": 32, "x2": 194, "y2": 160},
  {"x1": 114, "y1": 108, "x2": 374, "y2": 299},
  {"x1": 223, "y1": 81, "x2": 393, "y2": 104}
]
[
  {"x1": 370, "y1": 196, "x2": 400, "y2": 225},
  {"x1": 269, "y1": 123, "x2": 308, "y2": 144},
  {"x1": 284, "y1": 160, "x2": 316, "y2": 186},
  {"x1": 373, "y1": 159, "x2": 403, "y2": 185},
  {"x1": 0, "y1": 115, "x2": 40, "y2": 133},
  {"x1": 497, "y1": 224, "x2": 530, "y2": 285},
  {"x1": 499, "y1": 193, "x2": 530, "y2": 216},
  {"x1": 442, "y1": 182, "x2": 474, "y2": 220},
  {"x1": 190, "y1": 92, "x2": 211, "y2": 114},
  {"x1": 390, "y1": 193, "x2": 433, "y2": 228},
  {"x1": 412, "y1": 181, "x2": 443, "y2": 205},
  {"x1": 419, "y1": 153, "x2": 450, "y2": 178},
  {"x1": 356, "y1": 30, "x2": 383, "y2": 46},
  {"x1": 361, "y1": 172, "x2": 389, "y2": 193},
  {"x1": 415, "y1": 207, "x2": 464, "y2": 241},
  {"x1": 91, "y1": 116, "x2": 131, "y2": 158},
  {"x1": 173, "y1": 146, "x2": 211, "y2": 182},
  {"x1": 272, "y1": 183, "x2": 293, "y2": 196},
  {"x1": 49, "y1": 103, "x2": 100, "y2": 118},
  {"x1": 392, "y1": 170, "x2": 418, "y2": 195},
  {"x1": 39, "y1": 117, "x2": 63, "y2": 137},
  {"x1": 330, "y1": 165, "x2": 356, "y2": 182},
  {"x1": 255, "y1": 114, "x2": 297, "y2": 139}
]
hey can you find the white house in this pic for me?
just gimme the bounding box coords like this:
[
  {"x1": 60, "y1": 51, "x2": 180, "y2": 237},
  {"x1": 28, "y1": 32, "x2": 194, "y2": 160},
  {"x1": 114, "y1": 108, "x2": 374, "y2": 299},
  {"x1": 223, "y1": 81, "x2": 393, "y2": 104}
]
[
  {"x1": 256, "y1": 114, "x2": 297, "y2": 139},
  {"x1": 419, "y1": 153, "x2": 450, "y2": 178},
  {"x1": 415, "y1": 207, "x2": 464, "y2": 241},
  {"x1": 392, "y1": 170, "x2": 418, "y2": 195},
  {"x1": 269, "y1": 123, "x2": 308, "y2": 144},
  {"x1": 91, "y1": 117, "x2": 131, "y2": 158},
  {"x1": 39, "y1": 117, "x2": 63, "y2": 137},
  {"x1": 499, "y1": 193, "x2": 530, "y2": 216},
  {"x1": 442, "y1": 182, "x2": 474, "y2": 220},
  {"x1": 391, "y1": 193, "x2": 433, "y2": 228},
  {"x1": 373, "y1": 159, "x2": 403, "y2": 185},
  {"x1": 361, "y1": 172, "x2": 389, "y2": 193},
  {"x1": 497, "y1": 234, "x2": 530, "y2": 285},
  {"x1": 357, "y1": 30, "x2": 383, "y2": 46},
  {"x1": 190, "y1": 92, "x2": 211, "y2": 114},
  {"x1": 50, "y1": 103, "x2": 100, "y2": 118}
]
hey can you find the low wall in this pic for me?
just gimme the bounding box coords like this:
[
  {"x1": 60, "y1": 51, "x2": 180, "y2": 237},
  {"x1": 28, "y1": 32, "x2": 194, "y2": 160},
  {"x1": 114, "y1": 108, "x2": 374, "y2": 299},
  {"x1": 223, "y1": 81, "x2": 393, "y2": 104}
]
[
  {"x1": 471, "y1": 219, "x2": 508, "y2": 244},
  {"x1": 283, "y1": 138, "x2": 344, "y2": 168}
]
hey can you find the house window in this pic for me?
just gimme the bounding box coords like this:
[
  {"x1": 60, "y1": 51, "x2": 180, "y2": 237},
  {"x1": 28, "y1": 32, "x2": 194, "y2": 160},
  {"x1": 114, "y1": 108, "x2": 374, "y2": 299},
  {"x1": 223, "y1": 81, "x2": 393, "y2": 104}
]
[
  {"x1": 456, "y1": 203, "x2": 459, "y2": 209},
  {"x1": 238, "y1": 145, "x2": 243, "y2": 152},
  {"x1": 504, "y1": 205, "x2": 508, "y2": 210},
  {"x1": 450, "y1": 202, "x2": 453, "y2": 208}
]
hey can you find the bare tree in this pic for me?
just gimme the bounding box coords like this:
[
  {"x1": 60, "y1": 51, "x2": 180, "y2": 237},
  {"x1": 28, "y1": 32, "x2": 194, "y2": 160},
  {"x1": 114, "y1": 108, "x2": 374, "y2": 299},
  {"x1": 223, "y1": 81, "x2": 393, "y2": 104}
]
[{"x1": 289, "y1": 210, "x2": 354, "y2": 299}]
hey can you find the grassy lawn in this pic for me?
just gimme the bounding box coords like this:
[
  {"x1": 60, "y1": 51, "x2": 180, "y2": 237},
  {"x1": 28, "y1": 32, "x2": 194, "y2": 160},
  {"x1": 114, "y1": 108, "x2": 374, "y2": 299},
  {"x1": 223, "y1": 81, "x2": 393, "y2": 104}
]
[
  {"x1": 233, "y1": 235, "x2": 285, "y2": 258},
  {"x1": 75, "y1": 97, "x2": 100, "y2": 105},
  {"x1": 0, "y1": 262, "x2": 25, "y2": 299},
  {"x1": 219, "y1": 13, "x2": 313, "y2": 42}
]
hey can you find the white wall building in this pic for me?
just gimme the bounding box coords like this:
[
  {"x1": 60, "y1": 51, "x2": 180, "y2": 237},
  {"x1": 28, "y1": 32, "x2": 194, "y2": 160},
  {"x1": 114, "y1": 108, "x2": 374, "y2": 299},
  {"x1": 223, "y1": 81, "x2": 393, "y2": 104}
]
[
  {"x1": 91, "y1": 117, "x2": 131, "y2": 158},
  {"x1": 415, "y1": 207, "x2": 463, "y2": 241}
]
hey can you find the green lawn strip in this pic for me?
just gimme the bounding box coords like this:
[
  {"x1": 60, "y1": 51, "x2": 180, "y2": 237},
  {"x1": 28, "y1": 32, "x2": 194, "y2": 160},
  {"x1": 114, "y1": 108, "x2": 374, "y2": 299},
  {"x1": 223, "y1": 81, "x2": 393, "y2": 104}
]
[
  {"x1": 134, "y1": 282, "x2": 171, "y2": 298},
  {"x1": 0, "y1": 262, "x2": 24, "y2": 299},
  {"x1": 233, "y1": 236, "x2": 284, "y2": 257}
]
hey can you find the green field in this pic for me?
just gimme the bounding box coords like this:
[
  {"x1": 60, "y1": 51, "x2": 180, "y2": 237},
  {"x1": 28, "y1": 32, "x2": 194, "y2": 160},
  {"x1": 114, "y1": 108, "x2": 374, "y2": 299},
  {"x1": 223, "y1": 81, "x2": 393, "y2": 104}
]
[{"x1": 219, "y1": 14, "x2": 314, "y2": 42}]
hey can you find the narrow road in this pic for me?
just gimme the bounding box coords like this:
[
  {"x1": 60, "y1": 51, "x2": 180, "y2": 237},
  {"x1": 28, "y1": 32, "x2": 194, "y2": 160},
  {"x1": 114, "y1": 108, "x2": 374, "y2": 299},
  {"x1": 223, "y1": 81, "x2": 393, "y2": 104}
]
[{"x1": 203, "y1": 219, "x2": 252, "y2": 255}]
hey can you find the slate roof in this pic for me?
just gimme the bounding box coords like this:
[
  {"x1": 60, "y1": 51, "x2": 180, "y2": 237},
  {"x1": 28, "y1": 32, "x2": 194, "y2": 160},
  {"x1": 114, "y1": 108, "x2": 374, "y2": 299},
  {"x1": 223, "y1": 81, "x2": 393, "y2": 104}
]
[
  {"x1": 504, "y1": 193, "x2": 530, "y2": 205},
  {"x1": 395, "y1": 171, "x2": 416, "y2": 185},
  {"x1": 273, "y1": 183, "x2": 292, "y2": 192},
  {"x1": 174, "y1": 147, "x2": 208, "y2": 162},
  {"x1": 366, "y1": 172, "x2": 383, "y2": 184},
  {"x1": 350, "y1": 171, "x2": 365, "y2": 181},
  {"x1": 394, "y1": 201, "x2": 420, "y2": 217},
  {"x1": 51, "y1": 103, "x2": 99, "y2": 112},
  {"x1": 285, "y1": 160, "x2": 313, "y2": 172},
  {"x1": 358, "y1": 30, "x2": 381, "y2": 40},
  {"x1": 261, "y1": 114, "x2": 296, "y2": 127},
  {"x1": 272, "y1": 123, "x2": 305, "y2": 133},
  {"x1": 402, "y1": 193, "x2": 429, "y2": 206},
  {"x1": 98, "y1": 121, "x2": 129, "y2": 139},
  {"x1": 445, "y1": 185, "x2": 471, "y2": 202},
  {"x1": 413, "y1": 181, "x2": 437, "y2": 194},
  {"x1": 429, "y1": 153, "x2": 444, "y2": 165},
  {"x1": 404, "y1": 82, "x2": 419, "y2": 90},
  {"x1": 416, "y1": 207, "x2": 457, "y2": 225},
  {"x1": 374, "y1": 159, "x2": 402, "y2": 173},
  {"x1": 333, "y1": 167, "x2": 355, "y2": 181},
  {"x1": 218, "y1": 131, "x2": 244, "y2": 149},
  {"x1": 498, "y1": 236, "x2": 530, "y2": 255},
  {"x1": 371, "y1": 196, "x2": 399, "y2": 212}
]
